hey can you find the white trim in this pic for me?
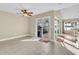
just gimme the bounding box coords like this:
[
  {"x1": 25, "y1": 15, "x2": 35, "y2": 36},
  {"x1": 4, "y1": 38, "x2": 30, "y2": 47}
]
[
  {"x1": 21, "y1": 37, "x2": 41, "y2": 41},
  {"x1": 0, "y1": 34, "x2": 29, "y2": 41}
]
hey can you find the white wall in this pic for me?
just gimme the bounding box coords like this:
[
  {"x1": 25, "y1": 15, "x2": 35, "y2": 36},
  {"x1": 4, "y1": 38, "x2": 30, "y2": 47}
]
[
  {"x1": 0, "y1": 11, "x2": 29, "y2": 39},
  {"x1": 0, "y1": 10, "x2": 62, "y2": 40}
]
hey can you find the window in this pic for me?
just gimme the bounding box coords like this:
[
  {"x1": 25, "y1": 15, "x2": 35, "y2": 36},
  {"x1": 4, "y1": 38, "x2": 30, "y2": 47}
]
[{"x1": 64, "y1": 22, "x2": 73, "y2": 30}]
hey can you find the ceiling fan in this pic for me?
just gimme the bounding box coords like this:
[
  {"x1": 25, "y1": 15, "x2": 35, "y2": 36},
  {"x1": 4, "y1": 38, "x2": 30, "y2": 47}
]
[{"x1": 18, "y1": 9, "x2": 33, "y2": 16}]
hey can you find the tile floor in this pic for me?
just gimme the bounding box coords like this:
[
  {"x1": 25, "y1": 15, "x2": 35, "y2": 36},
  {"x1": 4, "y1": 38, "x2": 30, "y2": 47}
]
[{"x1": 0, "y1": 36, "x2": 74, "y2": 55}]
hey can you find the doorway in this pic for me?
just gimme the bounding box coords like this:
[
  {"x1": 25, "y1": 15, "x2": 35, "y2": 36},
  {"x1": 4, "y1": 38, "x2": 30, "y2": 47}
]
[
  {"x1": 54, "y1": 18, "x2": 61, "y2": 40},
  {"x1": 36, "y1": 16, "x2": 51, "y2": 42}
]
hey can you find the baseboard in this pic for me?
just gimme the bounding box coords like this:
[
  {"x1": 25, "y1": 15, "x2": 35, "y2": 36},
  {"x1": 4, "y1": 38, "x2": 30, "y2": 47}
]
[
  {"x1": 28, "y1": 35, "x2": 36, "y2": 37},
  {"x1": 0, "y1": 34, "x2": 29, "y2": 41}
]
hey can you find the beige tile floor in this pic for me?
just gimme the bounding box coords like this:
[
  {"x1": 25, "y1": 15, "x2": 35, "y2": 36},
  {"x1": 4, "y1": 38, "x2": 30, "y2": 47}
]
[{"x1": 0, "y1": 36, "x2": 74, "y2": 55}]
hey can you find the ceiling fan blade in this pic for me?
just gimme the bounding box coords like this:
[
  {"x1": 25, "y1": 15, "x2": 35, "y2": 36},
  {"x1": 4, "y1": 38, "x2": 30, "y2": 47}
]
[
  {"x1": 28, "y1": 14, "x2": 32, "y2": 16},
  {"x1": 26, "y1": 13, "x2": 32, "y2": 16},
  {"x1": 28, "y1": 12, "x2": 33, "y2": 14},
  {"x1": 21, "y1": 10, "x2": 24, "y2": 12},
  {"x1": 29, "y1": 12, "x2": 33, "y2": 14}
]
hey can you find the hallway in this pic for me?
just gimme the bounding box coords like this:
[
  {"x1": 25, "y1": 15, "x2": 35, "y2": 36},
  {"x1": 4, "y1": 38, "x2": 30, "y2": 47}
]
[{"x1": 0, "y1": 37, "x2": 74, "y2": 55}]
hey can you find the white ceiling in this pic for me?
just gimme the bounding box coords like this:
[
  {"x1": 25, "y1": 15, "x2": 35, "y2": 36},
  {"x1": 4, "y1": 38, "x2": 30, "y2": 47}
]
[
  {"x1": 60, "y1": 4, "x2": 79, "y2": 19},
  {"x1": 0, "y1": 3, "x2": 78, "y2": 19}
]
